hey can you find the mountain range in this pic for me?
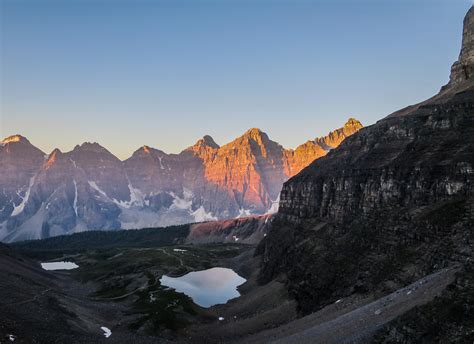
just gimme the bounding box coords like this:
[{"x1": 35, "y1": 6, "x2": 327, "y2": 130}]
[
  {"x1": 0, "y1": 118, "x2": 362, "y2": 242},
  {"x1": 1, "y1": 6, "x2": 473, "y2": 344}
]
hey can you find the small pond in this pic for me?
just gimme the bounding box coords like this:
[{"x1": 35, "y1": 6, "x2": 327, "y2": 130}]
[
  {"x1": 41, "y1": 261, "x2": 79, "y2": 270},
  {"x1": 160, "y1": 267, "x2": 246, "y2": 308}
]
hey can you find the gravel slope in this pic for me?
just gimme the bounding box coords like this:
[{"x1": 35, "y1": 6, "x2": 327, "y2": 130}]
[{"x1": 244, "y1": 268, "x2": 457, "y2": 344}]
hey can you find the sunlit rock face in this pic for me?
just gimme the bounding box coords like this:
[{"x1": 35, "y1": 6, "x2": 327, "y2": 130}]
[
  {"x1": 199, "y1": 128, "x2": 288, "y2": 213},
  {"x1": 168, "y1": 119, "x2": 362, "y2": 218},
  {"x1": 0, "y1": 119, "x2": 362, "y2": 241},
  {"x1": 285, "y1": 118, "x2": 363, "y2": 176}
]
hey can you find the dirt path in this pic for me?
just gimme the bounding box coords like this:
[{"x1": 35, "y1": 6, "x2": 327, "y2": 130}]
[
  {"x1": 2, "y1": 288, "x2": 52, "y2": 307},
  {"x1": 244, "y1": 267, "x2": 457, "y2": 344},
  {"x1": 90, "y1": 278, "x2": 159, "y2": 301},
  {"x1": 157, "y1": 248, "x2": 185, "y2": 267}
]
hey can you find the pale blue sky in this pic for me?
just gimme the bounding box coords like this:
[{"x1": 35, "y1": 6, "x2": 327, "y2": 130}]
[{"x1": 1, "y1": 0, "x2": 471, "y2": 159}]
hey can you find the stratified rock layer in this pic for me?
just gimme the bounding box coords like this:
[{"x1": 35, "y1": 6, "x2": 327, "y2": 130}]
[{"x1": 259, "y1": 7, "x2": 474, "y2": 342}]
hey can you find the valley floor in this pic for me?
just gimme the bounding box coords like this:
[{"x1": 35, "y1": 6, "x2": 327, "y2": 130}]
[{"x1": 1, "y1": 242, "x2": 461, "y2": 344}]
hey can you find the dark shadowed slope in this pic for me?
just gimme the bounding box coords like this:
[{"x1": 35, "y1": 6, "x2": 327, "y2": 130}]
[
  {"x1": 0, "y1": 243, "x2": 114, "y2": 343},
  {"x1": 258, "y1": 6, "x2": 474, "y2": 343}
]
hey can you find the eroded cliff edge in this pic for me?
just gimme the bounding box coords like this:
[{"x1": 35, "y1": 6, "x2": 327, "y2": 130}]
[{"x1": 257, "y1": 6, "x2": 474, "y2": 343}]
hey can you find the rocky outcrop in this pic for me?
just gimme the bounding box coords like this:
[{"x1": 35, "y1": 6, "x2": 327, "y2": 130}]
[
  {"x1": 279, "y1": 99, "x2": 473, "y2": 223},
  {"x1": 448, "y1": 7, "x2": 474, "y2": 87},
  {"x1": 258, "y1": 6, "x2": 474, "y2": 342},
  {"x1": 186, "y1": 215, "x2": 273, "y2": 245},
  {"x1": 0, "y1": 120, "x2": 361, "y2": 242}
]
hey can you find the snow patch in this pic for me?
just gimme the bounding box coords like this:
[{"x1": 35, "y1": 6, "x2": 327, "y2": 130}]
[
  {"x1": 11, "y1": 176, "x2": 36, "y2": 216},
  {"x1": 88, "y1": 181, "x2": 109, "y2": 199},
  {"x1": 88, "y1": 179, "x2": 148, "y2": 209},
  {"x1": 3, "y1": 203, "x2": 47, "y2": 242},
  {"x1": 100, "y1": 327, "x2": 112, "y2": 338},
  {"x1": 8, "y1": 334, "x2": 16, "y2": 342},
  {"x1": 236, "y1": 208, "x2": 252, "y2": 218},
  {"x1": 266, "y1": 195, "x2": 280, "y2": 214},
  {"x1": 119, "y1": 187, "x2": 220, "y2": 230},
  {"x1": 73, "y1": 180, "x2": 78, "y2": 216},
  {"x1": 169, "y1": 190, "x2": 193, "y2": 210},
  {"x1": 218, "y1": 317, "x2": 224, "y2": 321},
  {"x1": 112, "y1": 184, "x2": 142, "y2": 208},
  {"x1": 169, "y1": 189, "x2": 217, "y2": 222},
  {"x1": 173, "y1": 248, "x2": 188, "y2": 252},
  {"x1": 158, "y1": 156, "x2": 165, "y2": 169},
  {"x1": 127, "y1": 182, "x2": 147, "y2": 207},
  {"x1": 192, "y1": 206, "x2": 217, "y2": 222},
  {"x1": 41, "y1": 261, "x2": 79, "y2": 270},
  {"x1": 95, "y1": 176, "x2": 150, "y2": 209}
]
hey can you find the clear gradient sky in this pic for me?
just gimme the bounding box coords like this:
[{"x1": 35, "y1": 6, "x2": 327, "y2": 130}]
[{"x1": 1, "y1": 0, "x2": 471, "y2": 159}]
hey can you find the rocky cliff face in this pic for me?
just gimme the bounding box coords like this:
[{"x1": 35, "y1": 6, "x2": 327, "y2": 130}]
[
  {"x1": 279, "y1": 101, "x2": 473, "y2": 223},
  {"x1": 0, "y1": 136, "x2": 45, "y2": 224},
  {"x1": 258, "y1": 7, "x2": 474, "y2": 342},
  {"x1": 448, "y1": 7, "x2": 474, "y2": 87},
  {"x1": 0, "y1": 120, "x2": 361, "y2": 242}
]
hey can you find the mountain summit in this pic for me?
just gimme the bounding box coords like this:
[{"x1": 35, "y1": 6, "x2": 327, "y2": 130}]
[
  {"x1": 449, "y1": 6, "x2": 474, "y2": 86},
  {"x1": 1, "y1": 134, "x2": 30, "y2": 145},
  {"x1": 0, "y1": 119, "x2": 362, "y2": 241},
  {"x1": 199, "y1": 135, "x2": 220, "y2": 149},
  {"x1": 241, "y1": 127, "x2": 268, "y2": 141}
]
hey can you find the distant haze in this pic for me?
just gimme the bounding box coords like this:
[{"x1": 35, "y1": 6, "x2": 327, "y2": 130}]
[{"x1": 1, "y1": 0, "x2": 470, "y2": 159}]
